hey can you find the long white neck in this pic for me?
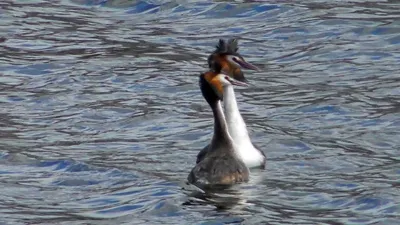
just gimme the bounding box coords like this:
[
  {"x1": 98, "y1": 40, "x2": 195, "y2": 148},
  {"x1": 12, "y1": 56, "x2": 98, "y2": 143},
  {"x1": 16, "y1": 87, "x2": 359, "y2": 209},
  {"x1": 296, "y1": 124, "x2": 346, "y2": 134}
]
[
  {"x1": 223, "y1": 85, "x2": 252, "y2": 146},
  {"x1": 221, "y1": 84, "x2": 266, "y2": 169}
]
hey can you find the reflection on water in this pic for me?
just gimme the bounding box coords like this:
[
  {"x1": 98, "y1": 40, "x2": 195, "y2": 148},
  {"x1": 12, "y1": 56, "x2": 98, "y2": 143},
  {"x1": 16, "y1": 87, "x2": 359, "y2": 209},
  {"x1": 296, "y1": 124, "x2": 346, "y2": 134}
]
[{"x1": 0, "y1": 0, "x2": 399, "y2": 224}]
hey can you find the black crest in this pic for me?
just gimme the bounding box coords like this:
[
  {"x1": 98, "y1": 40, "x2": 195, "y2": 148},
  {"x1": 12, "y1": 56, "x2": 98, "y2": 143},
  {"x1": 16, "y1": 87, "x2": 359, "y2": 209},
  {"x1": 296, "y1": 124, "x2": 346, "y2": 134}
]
[
  {"x1": 208, "y1": 38, "x2": 240, "y2": 70},
  {"x1": 215, "y1": 39, "x2": 239, "y2": 54}
]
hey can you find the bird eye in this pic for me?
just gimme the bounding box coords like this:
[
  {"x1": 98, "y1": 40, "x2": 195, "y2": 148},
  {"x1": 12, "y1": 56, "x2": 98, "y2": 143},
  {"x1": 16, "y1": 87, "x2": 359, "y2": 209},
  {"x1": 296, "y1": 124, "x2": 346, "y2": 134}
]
[{"x1": 232, "y1": 56, "x2": 241, "y2": 63}]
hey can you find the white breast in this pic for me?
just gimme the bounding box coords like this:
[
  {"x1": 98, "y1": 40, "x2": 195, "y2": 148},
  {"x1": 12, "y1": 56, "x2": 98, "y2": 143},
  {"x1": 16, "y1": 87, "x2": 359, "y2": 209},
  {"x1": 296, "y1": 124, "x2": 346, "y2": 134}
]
[
  {"x1": 222, "y1": 84, "x2": 265, "y2": 168},
  {"x1": 234, "y1": 141, "x2": 264, "y2": 168}
]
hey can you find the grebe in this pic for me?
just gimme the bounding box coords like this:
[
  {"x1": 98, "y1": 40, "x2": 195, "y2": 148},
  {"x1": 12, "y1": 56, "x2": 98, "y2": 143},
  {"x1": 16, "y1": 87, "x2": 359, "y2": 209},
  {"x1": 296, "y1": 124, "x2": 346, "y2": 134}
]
[
  {"x1": 197, "y1": 39, "x2": 266, "y2": 169},
  {"x1": 207, "y1": 39, "x2": 259, "y2": 82},
  {"x1": 188, "y1": 72, "x2": 250, "y2": 188}
]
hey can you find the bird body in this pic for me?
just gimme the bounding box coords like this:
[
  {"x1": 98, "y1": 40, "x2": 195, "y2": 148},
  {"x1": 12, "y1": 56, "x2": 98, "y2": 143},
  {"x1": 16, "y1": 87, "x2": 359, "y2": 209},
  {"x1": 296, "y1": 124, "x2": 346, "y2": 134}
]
[
  {"x1": 196, "y1": 39, "x2": 266, "y2": 169},
  {"x1": 188, "y1": 73, "x2": 250, "y2": 188}
]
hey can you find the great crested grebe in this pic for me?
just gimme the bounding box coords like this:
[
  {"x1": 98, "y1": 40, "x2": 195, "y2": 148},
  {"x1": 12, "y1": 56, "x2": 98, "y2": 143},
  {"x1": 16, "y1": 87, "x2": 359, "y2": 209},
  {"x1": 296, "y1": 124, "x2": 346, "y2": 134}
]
[
  {"x1": 188, "y1": 72, "x2": 250, "y2": 187},
  {"x1": 196, "y1": 39, "x2": 266, "y2": 169},
  {"x1": 207, "y1": 39, "x2": 259, "y2": 82}
]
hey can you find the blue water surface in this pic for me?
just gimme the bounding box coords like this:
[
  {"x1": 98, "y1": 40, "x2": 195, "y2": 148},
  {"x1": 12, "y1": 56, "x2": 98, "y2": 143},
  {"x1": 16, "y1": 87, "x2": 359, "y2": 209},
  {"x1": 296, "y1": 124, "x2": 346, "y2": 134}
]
[{"x1": 0, "y1": 0, "x2": 399, "y2": 224}]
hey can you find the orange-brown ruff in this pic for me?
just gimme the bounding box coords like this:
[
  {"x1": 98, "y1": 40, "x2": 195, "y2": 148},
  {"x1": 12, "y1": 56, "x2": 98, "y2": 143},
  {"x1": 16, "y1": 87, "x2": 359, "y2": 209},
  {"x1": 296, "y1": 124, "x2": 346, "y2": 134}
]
[
  {"x1": 197, "y1": 39, "x2": 266, "y2": 169},
  {"x1": 207, "y1": 39, "x2": 259, "y2": 82},
  {"x1": 187, "y1": 72, "x2": 249, "y2": 188}
]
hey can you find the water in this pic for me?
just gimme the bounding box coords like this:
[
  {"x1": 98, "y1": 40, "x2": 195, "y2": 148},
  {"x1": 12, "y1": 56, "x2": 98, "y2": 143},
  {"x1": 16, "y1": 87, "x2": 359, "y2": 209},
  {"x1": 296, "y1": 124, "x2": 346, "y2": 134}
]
[{"x1": 0, "y1": 0, "x2": 399, "y2": 224}]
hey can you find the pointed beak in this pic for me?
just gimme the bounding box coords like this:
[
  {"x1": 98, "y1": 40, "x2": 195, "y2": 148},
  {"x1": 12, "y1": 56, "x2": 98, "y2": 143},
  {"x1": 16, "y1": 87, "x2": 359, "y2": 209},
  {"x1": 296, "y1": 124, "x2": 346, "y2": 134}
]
[
  {"x1": 237, "y1": 59, "x2": 259, "y2": 71},
  {"x1": 226, "y1": 77, "x2": 249, "y2": 87},
  {"x1": 233, "y1": 74, "x2": 249, "y2": 84}
]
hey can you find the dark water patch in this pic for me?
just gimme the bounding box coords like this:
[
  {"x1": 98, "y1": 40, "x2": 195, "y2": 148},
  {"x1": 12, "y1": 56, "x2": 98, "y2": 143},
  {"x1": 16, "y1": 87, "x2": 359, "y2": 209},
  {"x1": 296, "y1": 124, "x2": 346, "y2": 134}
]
[{"x1": 0, "y1": 0, "x2": 399, "y2": 224}]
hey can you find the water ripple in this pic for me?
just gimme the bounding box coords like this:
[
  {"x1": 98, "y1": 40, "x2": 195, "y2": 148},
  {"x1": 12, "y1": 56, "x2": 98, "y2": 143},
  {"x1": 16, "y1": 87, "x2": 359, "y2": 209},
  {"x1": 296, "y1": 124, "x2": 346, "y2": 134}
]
[{"x1": 0, "y1": 0, "x2": 399, "y2": 224}]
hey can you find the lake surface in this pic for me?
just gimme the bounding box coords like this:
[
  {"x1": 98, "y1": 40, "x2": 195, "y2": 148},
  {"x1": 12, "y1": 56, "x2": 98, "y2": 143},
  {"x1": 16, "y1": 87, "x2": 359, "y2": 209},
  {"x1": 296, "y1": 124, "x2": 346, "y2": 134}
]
[{"x1": 0, "y1": 0, "x2": 399, "y2": 224}]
